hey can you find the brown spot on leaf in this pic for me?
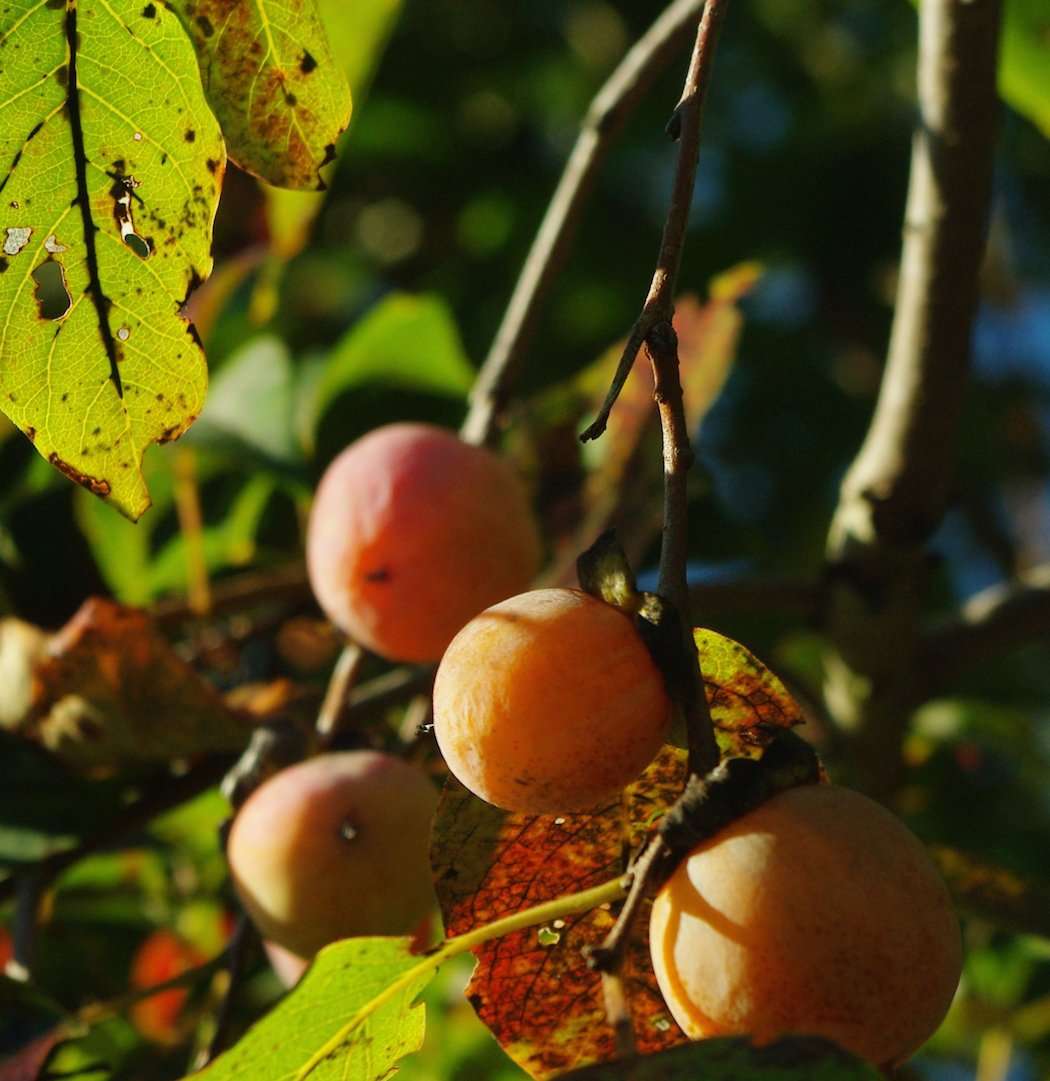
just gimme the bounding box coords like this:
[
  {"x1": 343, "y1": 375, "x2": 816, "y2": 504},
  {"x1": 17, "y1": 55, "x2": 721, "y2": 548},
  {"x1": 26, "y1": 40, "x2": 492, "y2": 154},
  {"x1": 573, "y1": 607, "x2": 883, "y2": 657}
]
[
  {"x1": 142, "y1": 2, "x2": 156, "y2": 16},
  {"x1": 48, "y1": 453, "x2": 111, "y2": 498},
  {"x1": 195, "y1": 14, "x2": 213, "y2": 36},
  {"x1": 299, "y1": 50, "x2": 317, "y2": 74}
]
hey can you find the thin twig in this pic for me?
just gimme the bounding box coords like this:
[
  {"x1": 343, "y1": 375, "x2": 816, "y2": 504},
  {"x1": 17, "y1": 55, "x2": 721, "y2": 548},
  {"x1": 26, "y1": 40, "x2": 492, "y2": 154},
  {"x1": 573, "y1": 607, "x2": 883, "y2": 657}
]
[
  {"x1": 822, "y1": 0, "x2": 1003, "y2": 795},
  {"x1": 581, "y1": 0, "x2": 730, "y2": 444},
  {"x1": 7, "y1": 874, "x2": 44, "y2": 981},
  {"x1": 172, "y1": 447, "x2": 212, "y2": 617},
  {"x1": 152, "y1": 563, "x2": 312, "y2": 630},
  {"x1": 917, "y1": 564, "x2": 1050, "y2": 694},
  {"x1": 460, "y1": 0, "x2": 707, "y2": 447},
  {"x1": 585, "y1": 3, "x2": 731, "y2": 1003},
  {"x1": 315, "y1": 642, "x2": 367, "y2": 747},
  {"x1": 648, "y1": 324, "x2": 719, "y2": 777},
  {"x1": 194, "y1": 913, "x2": 258, "y2": 1069}
]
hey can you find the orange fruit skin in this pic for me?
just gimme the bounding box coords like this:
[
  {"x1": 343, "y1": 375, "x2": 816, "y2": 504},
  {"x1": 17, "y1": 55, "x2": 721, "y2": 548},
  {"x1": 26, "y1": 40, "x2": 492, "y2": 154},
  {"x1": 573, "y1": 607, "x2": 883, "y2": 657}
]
[
  {"x1": 433, "y1": 588, "x2": 671, "y2": 814},
  {"x1": 227, "y1": 751, "x2": 438, "y2": 959},
  {"x1": 306, "y1": 423, "x2": 540, "y2": 663},
  {"x1": 129, "y1": 931, "x2": 205, "y2": 1044},
  {"x1": 649, "y1": 784, "x2": 962, "y2": 1067}
]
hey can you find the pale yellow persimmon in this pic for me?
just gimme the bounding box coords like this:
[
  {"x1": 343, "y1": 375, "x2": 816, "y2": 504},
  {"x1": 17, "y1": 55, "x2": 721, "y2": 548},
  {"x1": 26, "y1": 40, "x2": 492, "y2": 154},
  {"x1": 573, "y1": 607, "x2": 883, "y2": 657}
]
[
  {"x1": 227, "y1": 751, "x2": 438, "y2": 960},
  {"x1": 433, "y1": 588, "x2": 671, "y2": 814},
  {"x1": 306, "y1": 423, "x2": 540, "y2": 663},
  {"x1": 649, "y1": 784, "x2": 962, "y2": 1066}
]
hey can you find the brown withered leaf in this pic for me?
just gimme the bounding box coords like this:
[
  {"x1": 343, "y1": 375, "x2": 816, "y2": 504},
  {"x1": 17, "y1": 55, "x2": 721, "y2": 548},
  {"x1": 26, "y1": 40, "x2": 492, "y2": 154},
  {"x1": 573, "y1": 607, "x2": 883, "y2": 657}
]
[
  {"x1": 25, "y1": 599, "x2": 255, "y2": 767},
  {"x1": 696, "y1": 628, "x2": 804, "y2": 758},
  {"x1": 432, "y1": 747, "x2": 690, "y2": 1080}
]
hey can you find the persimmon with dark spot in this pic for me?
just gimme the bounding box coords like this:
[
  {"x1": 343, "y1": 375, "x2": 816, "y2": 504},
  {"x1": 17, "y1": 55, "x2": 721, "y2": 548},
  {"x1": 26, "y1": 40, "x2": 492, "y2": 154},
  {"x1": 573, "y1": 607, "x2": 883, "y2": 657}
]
[
  {"x1": 433, "y1": 588, "x2": 671, "y2": 814},
  {"x1": 649, "y1": 783, "x2": 962, "y2": 1066},
  {"x1": 227, "y1": 751, "x2": 439, "y2": 960},
  {"x1": 307, "y1": 423, "x2": 540, "y2": 663}
]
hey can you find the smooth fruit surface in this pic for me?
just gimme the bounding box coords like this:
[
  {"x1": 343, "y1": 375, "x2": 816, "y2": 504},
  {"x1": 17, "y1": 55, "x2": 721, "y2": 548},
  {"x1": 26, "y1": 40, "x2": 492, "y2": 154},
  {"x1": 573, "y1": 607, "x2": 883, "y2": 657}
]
[
  {"x1": 433, "y1": 588, "x2": 671, "y2": 814},
  {"x1": 228, "y1": 751, "x2": 439, "y2": 959},
  {"x1": 649, "y1": 783, "x2": 961, "y2": 1066},
  {"x1": 306, "y1": 423, "x2": 540, "y2": 663}
]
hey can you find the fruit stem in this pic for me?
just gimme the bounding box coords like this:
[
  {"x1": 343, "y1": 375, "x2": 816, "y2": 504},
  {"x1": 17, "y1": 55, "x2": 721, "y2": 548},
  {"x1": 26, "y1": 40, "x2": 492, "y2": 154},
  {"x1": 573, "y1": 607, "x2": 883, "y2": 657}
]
[{"x1": 294, "y1": 875, "x2": 628, "y2": 1081}]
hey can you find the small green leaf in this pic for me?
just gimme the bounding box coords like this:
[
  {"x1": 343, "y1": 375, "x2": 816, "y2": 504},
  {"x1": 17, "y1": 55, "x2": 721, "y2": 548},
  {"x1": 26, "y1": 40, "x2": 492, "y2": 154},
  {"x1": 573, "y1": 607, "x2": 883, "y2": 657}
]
[
  {"x1": 556, "y1": 1035, "x2": 881, "y2": 1081},
  {"x1": 0, "y1": 0, "x2": 224, "y2": 519},
  {"x1": 192, "y1": 938, "x2": 431, "y2": 1081},
  {"x1": 170, "y1": 0, "x2": 351, "y2": 189},
  {"x1": 190, "y1": 337, "x2": 299, "y2": 463},
  {"x1": 1000, "y1": 0, "x2": 1050, "y2": 137},
  {"x1": 305, "y1": 294, "x2": 475, "y2": 443}
]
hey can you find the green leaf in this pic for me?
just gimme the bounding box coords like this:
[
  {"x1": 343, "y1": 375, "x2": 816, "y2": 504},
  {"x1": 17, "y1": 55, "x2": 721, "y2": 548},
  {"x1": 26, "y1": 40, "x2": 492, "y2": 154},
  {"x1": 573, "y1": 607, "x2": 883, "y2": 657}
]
[
  {"x1": 192, "y1": 937, "x2": 431, "y2": 1081},
  {"x1": 261, "y1": 0, "x2": 404, "y2": 265},
  {"x1": 190, "y1": 337, "x2": 300, "y2": 463},
  {"x1": 556, "y1": 1036, "x2": 881, "y2": 1081},
  {"x1": 0, "y1": 732, "x2": 128, "y2": 866},
  {"x1": 170, "y1": 0, "x2": 351, "y2": 189},
  {"x1": 1000, "y1": 0, "x2": 1050, "y2": 137},
  {"x1": 0, "y1": 0, "x2": 224, "y2": 520},
  {"x1": 305, "y1": 293, "x2": 475, "y2": 444}
]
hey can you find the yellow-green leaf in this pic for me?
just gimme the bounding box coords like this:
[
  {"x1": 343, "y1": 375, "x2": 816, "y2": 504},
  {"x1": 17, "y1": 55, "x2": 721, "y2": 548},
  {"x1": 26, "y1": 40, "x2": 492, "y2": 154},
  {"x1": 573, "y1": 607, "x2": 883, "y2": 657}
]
[
  {"x1": 191, "y1": 937, "x2": 430, "y2": 1081},
  {"x1": 0, "y1": 0, "x2": 224, "y2": 519},
  {"x1": 170, "y1": 0, "x2": 352, "y2": 189}
]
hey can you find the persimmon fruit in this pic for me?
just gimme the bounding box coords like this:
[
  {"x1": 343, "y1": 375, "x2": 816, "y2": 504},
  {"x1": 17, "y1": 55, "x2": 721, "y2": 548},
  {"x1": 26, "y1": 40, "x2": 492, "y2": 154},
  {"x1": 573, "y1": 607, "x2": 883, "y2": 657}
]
[
  {"x1": 306, "y1": 422, "x2": 540, "y2": 663},
  {"x1": 649, "y1": 783, "x2": 962, "y2": 1066},
  {"x1": 433, "y1": 587, "x2": 671, "y2": 814},
  {"x1": 227, "y1": 751, "x2": 438, "y2": 960},
  {"x1": 129, "y1": 930, "x2": 205, "y2": 1044}
]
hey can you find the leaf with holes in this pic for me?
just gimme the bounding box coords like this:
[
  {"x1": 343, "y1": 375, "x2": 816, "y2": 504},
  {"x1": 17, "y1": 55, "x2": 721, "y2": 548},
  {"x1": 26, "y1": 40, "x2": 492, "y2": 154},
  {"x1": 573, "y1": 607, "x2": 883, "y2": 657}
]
[
  {"x1": 170, "y1": 0, "x2": 351, "y2": 189},
  {"x1": 0, "y1": 0, "x2": 225, "y2": 519},
  {"x1": 431, "y1": 747, "x2": 690, "y2": 1080}
]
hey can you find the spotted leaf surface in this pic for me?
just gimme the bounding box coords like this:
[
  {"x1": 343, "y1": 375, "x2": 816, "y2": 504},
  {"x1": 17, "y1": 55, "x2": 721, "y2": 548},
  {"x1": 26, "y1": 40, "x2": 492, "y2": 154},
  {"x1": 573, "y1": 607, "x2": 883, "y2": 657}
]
[
  {"x1": 431, "y1": 747, "x2": 690, "y2": 1080},
  {"x1": 170, "y1": 0, "x2": 351, "y2": 189},
  {"x1": 696, "y1": 627, "x2": 804, "y2": 758},
  {"x1": 0, "y1": 0, "x2": 224, "y2": 519}
]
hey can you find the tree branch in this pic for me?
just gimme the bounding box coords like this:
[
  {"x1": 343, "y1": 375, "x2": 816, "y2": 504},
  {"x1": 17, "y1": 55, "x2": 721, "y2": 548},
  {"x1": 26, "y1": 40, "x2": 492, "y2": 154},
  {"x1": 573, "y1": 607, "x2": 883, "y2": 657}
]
[
  {"x1": 584, "y1": 0, "x2": 731, "y2": 1011},
  {"x1": 822, "y1": 0, "x2": 1002, "y2": 795},
  {"x1": 917, "y1": 564, "x2": 1050, "y2": 694},
  {"x1": 580, "y1": 0, "x2": 729, "y2": 444},
  {"x1": 460, "y1": 0, "x2": 706, "y2": 447}
]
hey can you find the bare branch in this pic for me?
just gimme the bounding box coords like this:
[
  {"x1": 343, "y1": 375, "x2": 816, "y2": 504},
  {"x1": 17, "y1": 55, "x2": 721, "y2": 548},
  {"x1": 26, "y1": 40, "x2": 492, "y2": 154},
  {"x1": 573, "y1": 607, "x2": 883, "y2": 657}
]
[
  {"x1": 918, "y1": 565, "x2": 1050, "y2": 694},
  {"x1": 823, "y1": 0, "x2": 1002, "y2": 795},
  {"x1": 460, "y1": 0, "x2": 706, "y2": 447},
  {"x1": 152, "y1": 563, "x2": 311, "y2": 629},
  {"x1": 315, "y1": 642, "x2": 367, "y2": 747},
  {"x1": 581, "y1": 0, "x2": 730, "y2": 444}
]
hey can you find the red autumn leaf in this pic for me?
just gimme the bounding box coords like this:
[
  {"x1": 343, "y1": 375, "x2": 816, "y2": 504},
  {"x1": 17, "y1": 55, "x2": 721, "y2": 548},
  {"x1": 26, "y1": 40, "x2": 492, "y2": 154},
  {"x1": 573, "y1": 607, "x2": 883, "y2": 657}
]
[
  {"x1": 431, "y1": 625, "x2": 804, "y2": 1079},
  {"x1": 24, "y1": 598, "x2": 255, "y2": 767}
]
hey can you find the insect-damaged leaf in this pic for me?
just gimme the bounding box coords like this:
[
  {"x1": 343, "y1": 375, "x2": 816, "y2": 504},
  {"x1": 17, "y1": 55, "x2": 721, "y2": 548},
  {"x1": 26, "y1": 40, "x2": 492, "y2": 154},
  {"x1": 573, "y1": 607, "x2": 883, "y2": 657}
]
[
  {"x1": 22, "y1": 597, "x2": 254, "y2": 767},
  {"x1": 0, "y1": 0, "x2": 225, "y2": 520},
  {"x1": 170, "y1": 0, "x2": 351, "y2": 189},
  {"x1": 430, "y1": 628, "x2": 805, "y2": 1079}
]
